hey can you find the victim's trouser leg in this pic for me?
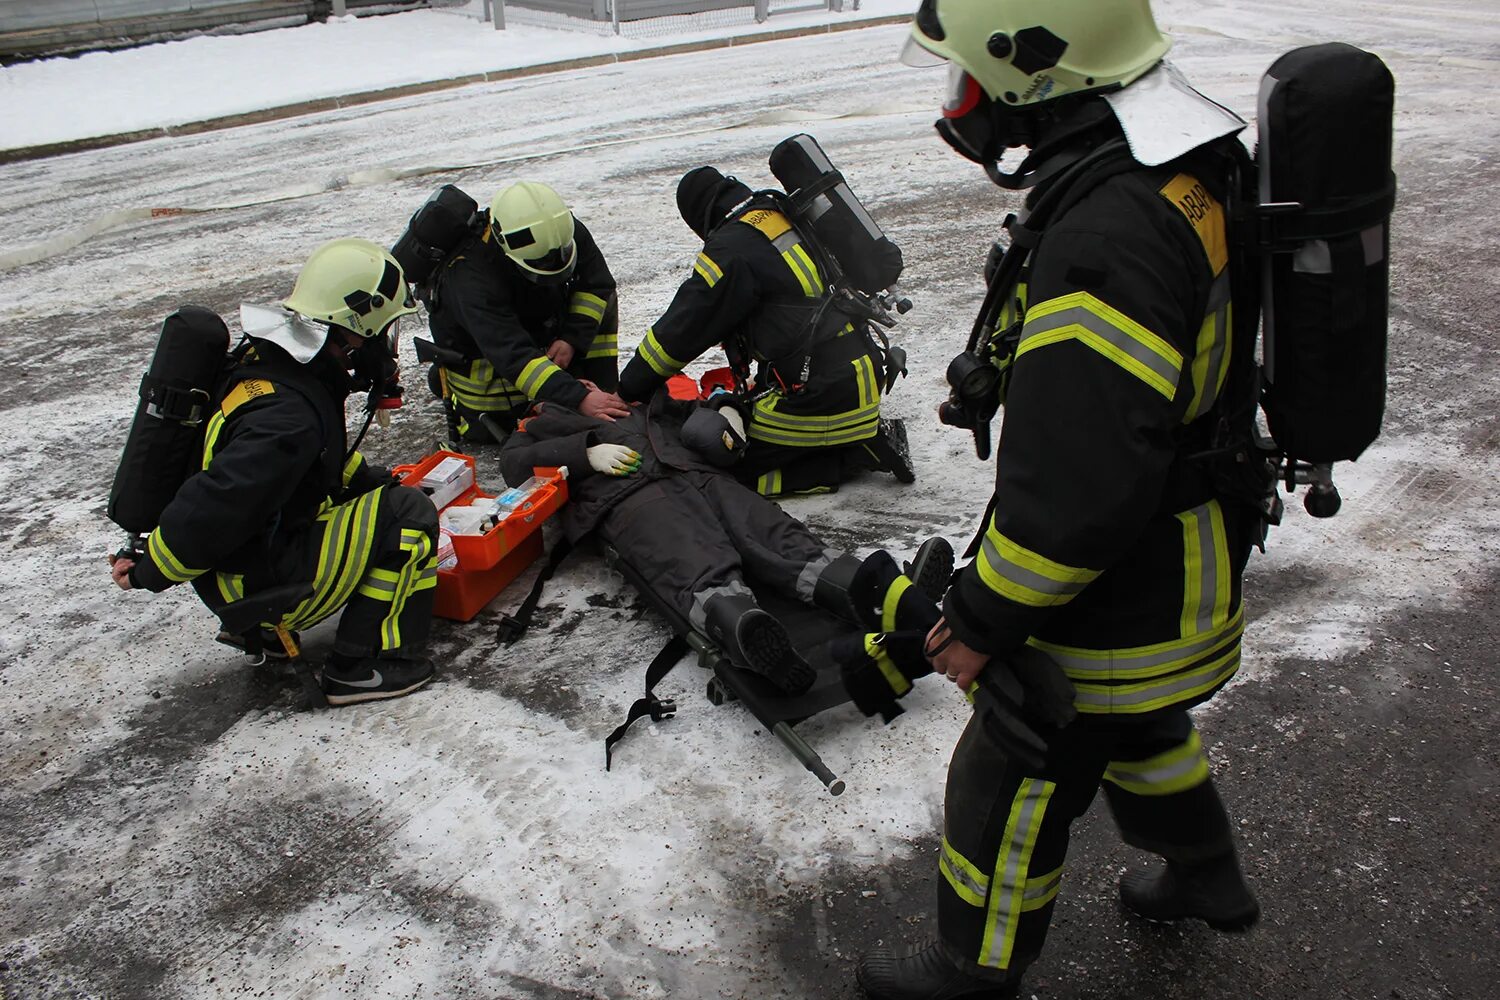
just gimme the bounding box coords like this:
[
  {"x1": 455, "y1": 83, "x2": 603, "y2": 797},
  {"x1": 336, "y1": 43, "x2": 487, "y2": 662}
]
[{"x1": 938, "y1": 708, "x2": 1232, "y2": 979}]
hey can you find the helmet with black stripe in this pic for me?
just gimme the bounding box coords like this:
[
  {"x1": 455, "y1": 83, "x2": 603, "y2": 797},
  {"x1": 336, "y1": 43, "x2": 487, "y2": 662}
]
[{"x1": 489, "y1": 181, "x2": 578, "y2": 285}]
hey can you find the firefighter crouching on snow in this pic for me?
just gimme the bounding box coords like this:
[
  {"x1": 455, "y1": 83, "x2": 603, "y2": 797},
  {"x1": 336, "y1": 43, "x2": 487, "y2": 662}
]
[
  {"x1": 109, "y1": 239, "x2": 440, "y2": 706},
  {"x1": 426, "y1": 180, "x2": 631, "y2": 444},
  {"x1": 856, "y1": 1, "x2": 1262, "y2": 997},
  {"x1": 618, "y1": 166, "x2": 912, "y2": 498}
]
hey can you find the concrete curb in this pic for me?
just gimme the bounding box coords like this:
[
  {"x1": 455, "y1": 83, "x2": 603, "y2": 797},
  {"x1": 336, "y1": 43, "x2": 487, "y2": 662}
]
[{"x1": 0, "y1": 14, "x2": 910, "y2": 166}]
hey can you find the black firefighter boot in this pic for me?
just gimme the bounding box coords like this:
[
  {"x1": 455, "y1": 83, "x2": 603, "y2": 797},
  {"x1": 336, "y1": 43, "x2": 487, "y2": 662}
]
[
  {"x1": 857, "y1": 940, "x2": 1018, "y2": 1000},
  {"x1": 1119, "y1": 853, "x2": 1260, "y2": 931},
  {"x1": 702, "y1": 593, "x2": 815, "y2": 695},
  {"x1": 815, "y1": 538, "x2": 954, "y2": 633},
  {"x1": 855, "y1": 417, "x2": 916, "y2": 484}
]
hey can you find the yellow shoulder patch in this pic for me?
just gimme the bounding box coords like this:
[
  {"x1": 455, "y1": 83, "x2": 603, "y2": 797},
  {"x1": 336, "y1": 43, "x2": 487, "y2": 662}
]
[
  {"x1": 1159, "y1": 173, "x2": 1228, "y2": 276},
  {"x1": 221, "y1": 378, "x2": 275, "y2": 416},
  {"x1": 740, "y1": 208, "x2": 793, "y2": 241}
]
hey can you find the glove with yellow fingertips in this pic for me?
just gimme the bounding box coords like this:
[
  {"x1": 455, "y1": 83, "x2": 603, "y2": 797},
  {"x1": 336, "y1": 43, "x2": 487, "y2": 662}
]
[{"x1": 586, "y1": 443, "x2": 642, "y2": 477}]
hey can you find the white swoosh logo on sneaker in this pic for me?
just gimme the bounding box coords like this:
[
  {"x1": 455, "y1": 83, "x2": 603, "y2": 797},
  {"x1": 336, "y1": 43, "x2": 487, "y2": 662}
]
[{"x1": 335, "y1": 669, "x2": 384, "y2": 689}]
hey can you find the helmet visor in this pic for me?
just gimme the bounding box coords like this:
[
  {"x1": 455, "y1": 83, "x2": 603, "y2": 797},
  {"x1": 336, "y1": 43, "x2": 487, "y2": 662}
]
[{"x1": 900, "y1": 33, "x2": 947, "y2": 68}]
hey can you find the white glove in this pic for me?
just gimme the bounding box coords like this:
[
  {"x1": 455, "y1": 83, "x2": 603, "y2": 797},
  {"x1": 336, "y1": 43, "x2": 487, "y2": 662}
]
[
  {"x1": 587, "y1": 443, "x2": 642, "y2": 477},
  {"x1": 720, "y1": 405, "x2": 745, "y2": 440}
]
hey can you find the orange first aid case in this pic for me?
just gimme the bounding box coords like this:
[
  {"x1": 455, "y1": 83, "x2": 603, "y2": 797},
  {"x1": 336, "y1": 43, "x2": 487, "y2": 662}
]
[{"x1": 393, "y1": 451, "x2": 568, "y2": 622}]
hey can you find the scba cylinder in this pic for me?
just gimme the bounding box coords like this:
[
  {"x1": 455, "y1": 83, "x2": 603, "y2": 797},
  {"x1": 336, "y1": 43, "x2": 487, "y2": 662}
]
[{"x1": 768, "y1": 133, "x2": 903, "y2": 296}]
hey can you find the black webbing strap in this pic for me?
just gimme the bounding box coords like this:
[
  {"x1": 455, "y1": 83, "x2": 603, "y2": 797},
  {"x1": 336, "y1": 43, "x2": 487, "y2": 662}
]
[
  {"x1": 604, "y1": 633, "x2": 690, "y2": 771},
  {"x1": 495, "y1": 537, "x2": 574, "y2": 645}
]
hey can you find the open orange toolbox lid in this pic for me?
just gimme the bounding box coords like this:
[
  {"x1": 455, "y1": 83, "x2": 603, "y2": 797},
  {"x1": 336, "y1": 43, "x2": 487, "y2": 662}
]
[{"x1": 392, "y1": 450, "x2": 569, "y2": 621}]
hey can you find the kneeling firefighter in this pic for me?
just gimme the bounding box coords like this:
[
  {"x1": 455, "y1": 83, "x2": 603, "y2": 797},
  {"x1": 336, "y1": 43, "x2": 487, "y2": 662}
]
[
  {"x1": 422, "y1": 180, "x2": 631, "y2": 444},
  {"x1": 107, "y1": 239, "x2": 441, "y2": 705},
  {"x1": 618, "y1": 160, "x2": 913, "y2": 498}
]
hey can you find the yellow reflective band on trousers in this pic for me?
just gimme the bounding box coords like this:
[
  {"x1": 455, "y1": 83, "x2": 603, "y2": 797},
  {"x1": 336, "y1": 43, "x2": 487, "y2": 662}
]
[
  {"x1": 1017, "y1": 292, "x2": 1183, "y2": 401},
  {"x1": 756, "y1": 469, "x2": 783, "y2": 497},
  {"x1": 979, "y1": 778, "x2": 1055, "y2": 970},
  {"x1": 940, "y1": 836, "x2": 990, "y2": 908},
  {"x1": 146, "y1": 527, "x2": 204, "y2": 583},
  {"x1": 445, "y1": 360, "x2": 529, "y2": 413},
  {"x1": 747, "y1": 356, "x2": 880, "y2": 447},
  {"x1": 866, "y1": 634, "x2": 911, "y2": 697},
  {"x1": 637, "y1": 327, "x2": 687, "y2": 378},
  {"x1": 516, "y1": 356, "x2": 564, "y2": 400},
  {"x1": 358, "y1": 526, "x2": 437, "y2": 652},
  {"x1": 1020, "y1": 864, "x2": 1063, "y2": 912},
  {"x1": 568, "y1": 291, "x2": 609, "y2": 324},
  {"x1": 584, "y1": 330, "x2": 619, "y2": 360},
  {"x1": 1104, "y1": 730, "x2": 1211, "y2": 796},
  {"x1": 280, "y1": 487, "x2": 383, "y2": 633},
  {"x1": 1183, "y1": 272, "x2": 1233, "y2": 423},
  {"x1": 1177, "y1": 500, "x2": 1233, "y2": 638},
  {"x1": 694, "y1": 252, "x2": 723, "y2": 288},
  {"x1": 977, "y1": 519, "x2": 1101, "y2": 608}
]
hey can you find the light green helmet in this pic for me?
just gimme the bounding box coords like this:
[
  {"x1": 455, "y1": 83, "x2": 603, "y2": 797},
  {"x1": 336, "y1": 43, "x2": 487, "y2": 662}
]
[
  {"x1": 489, "y1": 181, "x2": 578, "y2": 285},
  {"x1": 903, "y1": 0, "x2": 1171, "y2": 107},
  {"x1": 283, "y1": 237, "x2": 418, "y2": 339}
]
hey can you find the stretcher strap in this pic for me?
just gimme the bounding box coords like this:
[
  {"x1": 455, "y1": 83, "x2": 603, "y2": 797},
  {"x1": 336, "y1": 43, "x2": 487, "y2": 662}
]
[
  {"x1": 604, "y1": 634, "x2": 690, "y2": 771},
  {"x1": 495, "y1": 538, "x2": 574, "y2": 645}
]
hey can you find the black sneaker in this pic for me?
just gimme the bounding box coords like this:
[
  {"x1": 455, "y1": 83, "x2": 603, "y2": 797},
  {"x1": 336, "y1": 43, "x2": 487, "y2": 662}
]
[
  {"x1": 321, "y1": 656, "x2": 435, "y2": 706},
  {"x1": 735, "y1": 609, "x2": 816, "y2": 695}
]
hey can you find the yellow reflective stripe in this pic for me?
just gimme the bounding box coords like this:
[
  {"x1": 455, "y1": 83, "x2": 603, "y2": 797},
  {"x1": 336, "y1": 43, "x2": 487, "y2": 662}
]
[
  {"x1": 356, "y1": 566, "x2": 402, "y2": 600},
  {"x1": 866, "y1": 634, "x2": 912, "y2": 698},
  {"x1": 584, "y1": 331, "x2": 618, "y2": 360},
  {"x1": 693, "y1": 252, "x2": 724, "y2": 288},
  {"x1": 940, "y1": 836, "x2": 990, "y2": 907},
  {"x1": 283, "y1": 488, "x2": 381, "y2": 632},
  {"x1": 881, "y1": 576, "x2": 912, "y2": 633},
  {"x1": 747, "y1": 395, "x2": 880, "y2": 447},
  {"x1": 782, "y1": 242, "x2": 824, "y2": 297},
  {"x1": 1071, "y1": 645, "x2": 1240, "y2": 714},
  {"x1": 1031, "y1": 606, "x2": 1243, "y2": 680},
  {"x1": 854, "y1": 354, "x2": 880, "y2": 409},
  {"x1": 146, "y1": 528, "x2": 203, "y2": 583},
  {"x1": 637, "y1": 328, "x2": 687, "y2": 378},
  {"x1": 1184, "y1": 273, "x2": 1233, "y2": 422},
  {"x1": 1018, "y1": 292, "x2": 1182, "y2": 400},
  {"x1": 757, "y1": 469, "x2": 782, "y2": 497},
  {"x1": 568, "y1": 291, "x2": 609, "y2": 322},
  {"x1": 215, "y1": 571, "x2": 245, "y2": 605},
  {"x1": 517, "y1": 356, "x2": 563, "y2": 400},
  {"x1": 379, "y1": 527, "x2": 434, "y2": 650},
  {"x1": 201, "y1": 410, "x2": 226, "y2": 470},
  {"x1": 1020, "y1": 865, "x2": 1063, "y2": 912},
  {"x1": 342, "y1": 452, "x2": 365, "y2": 489},
  {"x1": 1177, "y1": 501, "x2": 1232, "y2": 637},
  {"x1": 1104, "y1": 730, "x2": 1211, "y2": 796},
  {"x1": 979, "y1": 779, "x2": 1055, "y2": 970},
  {"x1": 445, "y1": 360, "x2": 529, "y2": 411},
  {"x1": 1159, "y1": 173, "x2": 1229, "y2": 274},
  {"x1": 977, "y1": 522, "x2": 1101, "y2": 608}
]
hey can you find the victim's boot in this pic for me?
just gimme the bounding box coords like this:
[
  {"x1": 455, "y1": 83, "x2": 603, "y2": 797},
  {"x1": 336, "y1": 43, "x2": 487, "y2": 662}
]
[
  {"x1": 857, "y1": 939, "x2": 1018, "y2": 1000},
  {"x1": 1119, "y1": 852, "x2": 1260, "y2": 931},
  {"x1": 814, "y1": 538, "x2": 952, "y2": 634},
  {"x1": 702, "y1": 592, "x2": 814, "y2": 695}
]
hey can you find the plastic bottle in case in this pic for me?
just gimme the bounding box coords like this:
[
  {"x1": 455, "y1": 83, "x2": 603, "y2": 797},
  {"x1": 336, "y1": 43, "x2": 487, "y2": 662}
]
[{"x1": 490, "y1": 476, "x2": 549, "y2": 519}]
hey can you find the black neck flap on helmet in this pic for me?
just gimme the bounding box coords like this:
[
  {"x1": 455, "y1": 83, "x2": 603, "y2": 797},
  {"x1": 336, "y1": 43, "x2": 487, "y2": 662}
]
[{"x1": 677, "y1": 166, "x2": 755, "y2": 239}]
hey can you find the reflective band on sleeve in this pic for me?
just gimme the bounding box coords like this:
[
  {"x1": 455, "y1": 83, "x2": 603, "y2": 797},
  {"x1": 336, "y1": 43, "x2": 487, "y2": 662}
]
[
  {"x1": 637, "y1": 328, "x2": 687, "y2": 378},
  {"x1": 146, "y1": 528, "x2": 204, "y2": 583},
  {"x1": 979, "y1": 778, "x2": 1055, "y2": 970},
  {"x1": 201, "y1": 410, "x2": 226, "y2": 470},
  {"x1": 1020, "y1": 865, "x2": 1063, "y2": 912},
  {"x1": 1104, "y1": 730, "x2": 1211, "y2": 796},
  {"x1": 584, "y1": 330, "x2": 619, "y2": 360},
  {"x1": 694, "y1": 252, "x2": 724, "y2": 288},
  {"x1": 1184, "y1": 273, "x2": 1233, "y2": 422},
  {"x1": 1017, "y1": 292, "x2": 1183, "y2": 400},
  {"x1": 517, "y1": 356, "x2": 564, "y2": 400},
  {"x1": 940, "y1": 836, "x2": 990, "y2": 908},
  {"x1": 342, "y1": 452, "x2": 365, "y2": 488},
  {"x1": 1177, "y1": 500, "x2": 1232, "y2": 638},
  {"x1": 569, "y1": 291, "x2": 609, "y2": 323},
  {"x1": 976, "y1": 521, "x2": 1101, "y2": 608}
]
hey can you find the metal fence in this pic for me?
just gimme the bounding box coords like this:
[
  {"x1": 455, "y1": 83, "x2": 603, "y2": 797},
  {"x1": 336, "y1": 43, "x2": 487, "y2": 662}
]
[{"x1": 433, "y1": 0, "x2": 856, "y2": 39}]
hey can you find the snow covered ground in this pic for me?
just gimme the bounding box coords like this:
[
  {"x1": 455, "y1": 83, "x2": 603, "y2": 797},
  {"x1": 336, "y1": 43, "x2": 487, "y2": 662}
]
[{"x1": 1, "y1": 1, "x2": 1498, "y2": 998}]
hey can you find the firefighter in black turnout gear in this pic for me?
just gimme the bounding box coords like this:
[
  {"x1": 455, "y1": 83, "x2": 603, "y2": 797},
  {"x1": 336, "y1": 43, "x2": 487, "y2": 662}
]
[
  {"x1": 109, "y1": 239, "x2": 440, "y2": 705},
  {"x1": 498, "y1": 391, "x2": 942, "y2": 695},
  {"x1": 854, "y1": 2, "x2": 1263, "y2": 997},
  {"x1": 427, "y1": 180, "x2": 630, "y2": 442},
  {"x1": 618, "y1": 167, "x2": 910, "y2": 498}
]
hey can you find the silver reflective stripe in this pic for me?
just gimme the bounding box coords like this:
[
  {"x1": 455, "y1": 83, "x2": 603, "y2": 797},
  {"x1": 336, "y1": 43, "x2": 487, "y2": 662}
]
[
  {"x1": 979, "y1": 778, "x2": 1054, "y2": 970},
  {"x1": 941, "y1": 838, "x2": 989, "y2": 906},
  {"x1": 688, "y1": 580, "x2": 754, "y2": 631},
  {"x1": 796, "y1": 549, "x2": 840, "y2": 603},
  {"x1": 1021, "y1": 866, "x2": 1062, "y2": 907},
  {"x1": 1033, "y1": 607, "x2": 1242, "y2": 676},
  {"x1": 979, "y1": 534, "x2": 1091, "y2": 604},
  {"x1": 1020, "y1": 304, "x2": 1180, "y2": 393},
  {"x1": 1185, "y1": 503, "x2": 1222, "y2": 635},
  {"x1": 1186, "y1": 273, "x2": 1232, "y2": 421},
  {"x1": 1071, "y1": 649, "x2": 1239, "y2": 710}
]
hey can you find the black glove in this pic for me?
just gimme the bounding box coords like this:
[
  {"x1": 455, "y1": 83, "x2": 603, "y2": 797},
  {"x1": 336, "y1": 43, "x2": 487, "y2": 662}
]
[
  {"x1": 830, "y1": 631, "x2": 930, "y2": 724},
  {"x1": 969, "y1": 645, "x2": 1077, "y2": 770}
]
